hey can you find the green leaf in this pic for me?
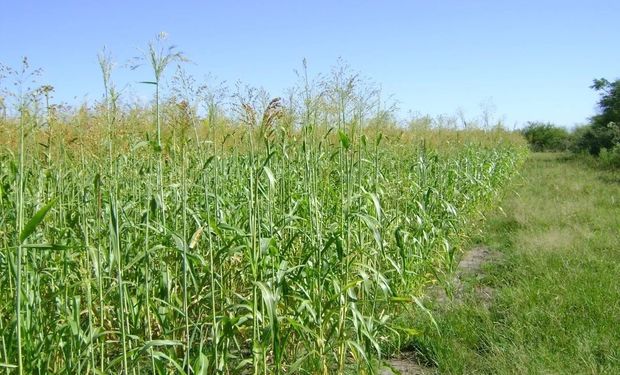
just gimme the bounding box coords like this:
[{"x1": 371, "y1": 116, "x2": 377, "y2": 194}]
[
  {"x1": 131, "y1": 140, "x2": 149, "y2": 152},
  {"x1": 142, "y1": 339, "x2": 182, "y2": 349},
  {"x1": 356, "y1": 213, "x2": 382, "y2": 249},
  {"x1": 194, "y1": 352, "x2": 210, "y2": 375},
  {"x1": 21, "y1": 243, "x2": 69, "y2": 251},
  {"x1": 20, "y1": 198, "x2": 57, "y2": 243},
  {"x1": 368, "y1": 192, "x2": 382, "y2": 221},
  {"x1": 393, "y1": 326, "x2": 421, "y2": 336},
  {"x1": 263, "y1": 166, "x2": 276, "y2": 190},
  {"x1": 376, "y1": 132, "x2": 383, "y2": 146},
  {"x1": 151, "y1": 350, "x2": 186, "y2": 374},
  {"x1": 338, "y1": 129, "x2": 350, "y2": 150},
  {"x1": 203, "y1": 155, "x2": 215, "y2": 169}
]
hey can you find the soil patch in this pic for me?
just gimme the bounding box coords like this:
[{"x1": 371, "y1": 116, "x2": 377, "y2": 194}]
[
  {"x1": 430, "y1": 246, "x2": 502, "y2": 306},
  {"x1": 379, "y1": 352, "x2": 434, "y2": 375},
  {"x1": 381, "y1": 246, "x2": 502, "y2": 374}
]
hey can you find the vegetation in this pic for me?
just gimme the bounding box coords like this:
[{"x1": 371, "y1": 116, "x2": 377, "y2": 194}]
[
  {"x1": 518, "y1": 78, "x2": 620, "y2": 167},
  {"x1": 0, "y1": 42, "x2": 527, "y2": 373},
  {"x1": 568, "y1": 78, "x2": 620, "y2": 165},
  {"x1": 582, "y1": 78, "x2": 620, "y2": 154},
  {"x1": 520, "y1": 121, "x2": 570, "y2": 152},
  {"x1": 407, "y1": 153, "x2": 620, "y2": 373}
]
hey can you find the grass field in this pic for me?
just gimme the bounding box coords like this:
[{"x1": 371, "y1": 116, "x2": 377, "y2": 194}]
[{"x1": 408, "y1": 153, "x2": 620, "y2": 374}]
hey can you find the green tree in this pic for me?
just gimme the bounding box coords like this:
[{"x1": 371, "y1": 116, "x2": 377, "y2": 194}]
[{"x1": 576, "y1": 78, "x2": 620, "y2": 155}]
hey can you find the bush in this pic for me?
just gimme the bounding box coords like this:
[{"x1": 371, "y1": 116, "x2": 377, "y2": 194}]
[
  {"x1": 599, "y1": 144, "x2": 620, "y2": 168},
  {"x1": 521, "y1": 121, "x2": 570, "y2": 151},
  {"x1": 571, "y1": 123, "x2": 620, "y2": 155}
]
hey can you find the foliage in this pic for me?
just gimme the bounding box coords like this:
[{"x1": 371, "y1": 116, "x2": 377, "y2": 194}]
[
  {"x1": 598, "y1": 144, "x2": 620, "y2": 168},
  {"x1": 520, "y1": 121, "x2": 570, "y2": 151},
  {"x1": 0, "y1": 112, "x2": 526, "y2": 374},
  {"x1": 591, "y1": 78, "x2": 620, "y2": 130},
  {"x1": 573, "y1": 78, "x2": 620, "y2": 155},
  {"x1": 571, "y1": 122, "x2": 620, "y2": 156},
  {"x1": 0, "y1": 40, "x2": 527, "y2": 374}
]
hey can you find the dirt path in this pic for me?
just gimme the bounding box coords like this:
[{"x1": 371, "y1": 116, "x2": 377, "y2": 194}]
[
  {"x1": 431, "y1": 246, "x2": 502, "y2": 306},
  {"x1": 380, "y1": 246, "x2": 502, "y2": 374}
]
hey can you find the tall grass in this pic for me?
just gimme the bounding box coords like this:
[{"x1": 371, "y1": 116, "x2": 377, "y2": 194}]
[{"x1": 0, "y1": 50, "x2": 527, "y2": 374}]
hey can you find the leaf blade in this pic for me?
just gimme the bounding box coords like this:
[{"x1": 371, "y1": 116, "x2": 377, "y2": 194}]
[{"x1": 19, "y1": 198, "x2": 57, "y2": 243}]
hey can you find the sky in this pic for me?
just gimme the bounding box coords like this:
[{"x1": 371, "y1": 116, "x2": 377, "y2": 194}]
[{"x1": 1, "y1": 0, "x2": 619, "y2": 128}]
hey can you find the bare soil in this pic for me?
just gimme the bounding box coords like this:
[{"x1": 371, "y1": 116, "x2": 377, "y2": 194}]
[
  {"x1": 380, "y1": 246, "x2": 502, "y2": 374},
  {"x1": 433, "y1": 246, "x2": 503, "y2": 306},
  {"x1": 380, "y1": 353, "x2": 433, "y2": 375}
]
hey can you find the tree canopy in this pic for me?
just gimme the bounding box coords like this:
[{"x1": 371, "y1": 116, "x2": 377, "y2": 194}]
[
  {"x1": 591, "y1": 78, "x2": 620, "y2": 129},
  {"x1": 574, "y1": 78, "x2": 620, "y2": 155}
]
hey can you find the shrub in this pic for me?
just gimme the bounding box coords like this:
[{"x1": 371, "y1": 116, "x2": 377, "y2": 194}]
[
  {"x1": 599, "y1": 144, "x2": 620, "y2": 168},
  {"x1": 571, "y1": 122, "x2": 620, "y2": 155},
  {"x1": 521, "y1": 121, "x2": 570, "y2": 151}
]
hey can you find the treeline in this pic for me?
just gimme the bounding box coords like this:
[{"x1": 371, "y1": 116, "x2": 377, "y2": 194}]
[{"x1": 522, "y1": 78, "x2": 620, "y2": 167}]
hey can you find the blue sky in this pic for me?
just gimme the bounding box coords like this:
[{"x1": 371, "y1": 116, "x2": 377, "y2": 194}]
[{"x1": 1, "y1": 0, "x2": 619, "y2": 128}]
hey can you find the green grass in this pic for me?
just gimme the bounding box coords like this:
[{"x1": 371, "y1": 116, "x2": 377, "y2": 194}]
[{"x1": 409, "y1": 153, "x2": 620, "y2": 374}]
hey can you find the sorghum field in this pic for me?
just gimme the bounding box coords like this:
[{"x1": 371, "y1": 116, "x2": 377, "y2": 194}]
[{"x1": 0, "y1": 56, "x2": 527, "y2": 374}]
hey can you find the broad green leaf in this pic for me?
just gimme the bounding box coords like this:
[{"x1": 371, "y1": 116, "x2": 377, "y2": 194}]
[{"x1": 19, "y1": 198, "x2": 57, "y2": 243}]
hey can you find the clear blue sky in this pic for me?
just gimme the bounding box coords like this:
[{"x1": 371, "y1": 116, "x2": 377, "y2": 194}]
[{"x1": 1, "y1": 0, "x2": 619, "y2": 128}]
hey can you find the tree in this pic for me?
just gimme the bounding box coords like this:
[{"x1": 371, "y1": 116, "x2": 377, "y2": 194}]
[
  {"x1": 591, "y1": 78, "x2": 620, "y2": 127},
  {"x1": 577, "y1": 78, "x2": 620, "y2": 155}
]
